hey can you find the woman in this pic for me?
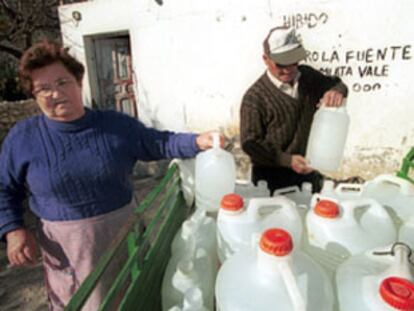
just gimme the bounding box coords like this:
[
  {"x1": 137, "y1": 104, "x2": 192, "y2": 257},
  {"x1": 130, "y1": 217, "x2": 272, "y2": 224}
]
[{"x1": 0, "y1": 40, "x2": 218, "y2": 310}]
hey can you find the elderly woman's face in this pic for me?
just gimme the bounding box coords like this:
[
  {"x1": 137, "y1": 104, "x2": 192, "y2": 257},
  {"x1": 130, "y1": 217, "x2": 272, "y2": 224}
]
[{"x1": 31, "y1": 61, "x2": 85, "y2": 122}]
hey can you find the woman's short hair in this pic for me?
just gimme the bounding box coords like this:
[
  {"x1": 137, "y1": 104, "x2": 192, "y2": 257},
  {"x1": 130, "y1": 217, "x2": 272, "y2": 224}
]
[{"x1": 19, "y1": 39, "x2": 85, "y2": 96}]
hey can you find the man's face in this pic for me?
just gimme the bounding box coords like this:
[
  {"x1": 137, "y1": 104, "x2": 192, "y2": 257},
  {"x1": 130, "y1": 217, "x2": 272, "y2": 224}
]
[{"x1": 263, "y1": 54, "x2": 299, "y2": 83}]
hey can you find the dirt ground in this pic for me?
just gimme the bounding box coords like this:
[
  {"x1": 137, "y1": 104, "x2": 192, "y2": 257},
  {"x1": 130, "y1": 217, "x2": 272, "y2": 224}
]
[{"x1": 0, "y1": 177, "x2": 160, "y2": 311}]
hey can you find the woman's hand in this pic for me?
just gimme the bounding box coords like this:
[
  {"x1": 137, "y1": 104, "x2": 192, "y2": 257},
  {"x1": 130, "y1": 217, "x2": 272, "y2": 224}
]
[
  {"x1": 196, "y1": 131, "x2": 225, "y2": 150},
  {"x1": 6, "y1": 228, "x2": 39, "y2": 267}
]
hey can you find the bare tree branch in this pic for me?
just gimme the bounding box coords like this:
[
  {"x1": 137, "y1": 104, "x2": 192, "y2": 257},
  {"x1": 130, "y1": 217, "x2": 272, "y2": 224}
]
[
  {"x1": 0, "y1": 1, "x2": 60, "y2": 58},
  {"x1": 0, "y1": 0, "x2": 18, "y2": 20},
  {"x1": 0, "y1": 42, "x2": 22, "y2": 58}
]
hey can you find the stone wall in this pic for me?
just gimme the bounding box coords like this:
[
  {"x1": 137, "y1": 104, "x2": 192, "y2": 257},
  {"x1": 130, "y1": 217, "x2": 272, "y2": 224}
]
[{"x1": 0, "y1": 99, "x2": 40, "y2": 147}]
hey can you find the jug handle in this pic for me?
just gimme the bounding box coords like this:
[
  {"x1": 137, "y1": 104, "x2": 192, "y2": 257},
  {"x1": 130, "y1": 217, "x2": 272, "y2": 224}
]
[
  {"x1": 370, "y1": 174, "x2": 414, "y2": 195},
  {"x1": 273, "y1": 185, "x2": 301, "y2": 197},
  {"x1": 340, "y1": 200, "x2": 358, "y2": 223},
  {"x1": 278, "y1": 260, "x2": 306, "y2": 311},
  {"x1": 212, "y1": 132, "x2": 220, "y2": 149},
  {"x1": 247, "y1": 197, "x2": 299, "y2": 221},
  {"x1": 342, "y1": 198, "x2": 390, "y2": 219},
  {"x1": 335, "y1": 183, "x2": 363, "y2": 195}
]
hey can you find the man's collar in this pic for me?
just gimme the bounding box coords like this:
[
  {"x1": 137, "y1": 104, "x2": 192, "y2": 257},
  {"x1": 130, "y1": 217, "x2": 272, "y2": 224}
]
[{"x1": 266, "y1": 70, "x2": 301, "y2": 89}]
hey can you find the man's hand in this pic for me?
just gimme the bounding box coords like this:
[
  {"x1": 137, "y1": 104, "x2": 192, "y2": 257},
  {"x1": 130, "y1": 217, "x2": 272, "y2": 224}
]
[
  {"x1": 320, "y1": 90, "x2": 345, "y2": 107},
  {"x1": 6, "y1": 228, "x2": 39, "y2": 267},
  {"x1": 291, "y1": 155, "x2": 313, "y2": 174},
  {"x1": 196, "y1": 131, "x2": 225, "y2": 151}
]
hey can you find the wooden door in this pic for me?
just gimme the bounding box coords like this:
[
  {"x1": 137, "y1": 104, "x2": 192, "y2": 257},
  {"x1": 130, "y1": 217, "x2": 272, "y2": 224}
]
[{"x1": 93, "y1": 36, "x2": 137, "y2": 117}]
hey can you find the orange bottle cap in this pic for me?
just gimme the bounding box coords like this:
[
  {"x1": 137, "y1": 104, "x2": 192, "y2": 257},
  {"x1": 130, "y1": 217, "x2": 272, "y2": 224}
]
[
  {"x1": 314, "y1": 199, "x2": 340, "y2": 218},
  {"x1": 380, "y1": 277, "x2": 414, "y2": 310},
  {"x1": 220, "y1": 193, "x2": 244, "y2": 211},
  {"x1": 260, "y1": 228, "x2": 293, "y2": 256}
]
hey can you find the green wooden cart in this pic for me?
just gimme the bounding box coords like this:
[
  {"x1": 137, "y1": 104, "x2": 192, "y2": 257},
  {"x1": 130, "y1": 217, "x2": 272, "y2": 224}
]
[
  {"x1": 397, "y1": 147, "x2": 414, "y2": 184},
  {"x1": 65, "y1": 163, "x2": 191, "y2": 311}
]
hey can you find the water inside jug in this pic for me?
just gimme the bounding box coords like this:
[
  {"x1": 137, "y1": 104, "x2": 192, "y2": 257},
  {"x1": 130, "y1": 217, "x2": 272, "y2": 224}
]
[
  {"x1": 215, "y1": 228, "x2": 334, "y2": 311},
  {"x1": 195, "y1": 132, "x2": 236, "y2": 214},
  {"x1": 305, "y1": 105, "x2": 350, "y2": 173}
]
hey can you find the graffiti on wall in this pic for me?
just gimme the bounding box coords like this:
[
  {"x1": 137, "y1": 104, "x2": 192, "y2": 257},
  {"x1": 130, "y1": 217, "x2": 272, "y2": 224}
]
[
  {"x1": 304, "y1": 45, "x2": 412, "y2": 92},
  {"x1": 280, "y1": 11, "x2": 413, "y2": 92},
  {"x1": 282, "y1": 12, "x2": 329, "y2": 30},
  {"x1": 278, "y1": 11, "x2": 412, "y2": 93}
]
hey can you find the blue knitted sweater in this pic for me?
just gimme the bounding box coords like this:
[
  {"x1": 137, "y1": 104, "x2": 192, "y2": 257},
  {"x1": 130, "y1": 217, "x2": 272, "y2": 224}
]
[{"x1": 0, "y1": 109, "x2": 199, "y2": 239}]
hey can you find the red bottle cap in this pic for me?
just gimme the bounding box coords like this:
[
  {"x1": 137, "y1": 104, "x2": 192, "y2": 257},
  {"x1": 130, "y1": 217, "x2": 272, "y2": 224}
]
[
  {"x1": 314, "y1": 199, "x2": 340, "y2": 218},
  {"x1": 380, "y1": 277, "x2": 414, "y2": 310},
  {"x1": 220, "y1": 193, "x2": 244, "y2": 211},
  {"x1": 260, "y1": 228, "x2": 293, "y2": 256}
]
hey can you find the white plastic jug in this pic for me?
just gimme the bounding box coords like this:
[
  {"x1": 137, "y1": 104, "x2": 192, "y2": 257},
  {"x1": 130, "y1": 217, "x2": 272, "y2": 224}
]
[
  {"x1": 171, "y1": 209, "x2": 217, "y2": 265},
  {"x1": 363, "y1": 174, "x2": 414, "y2": 227},
  {"x1": 216, "y1": 228, "x2": 334, "y2": 311},
  {"x1": 305, "y1": 105, "x2": 350, "y2": 173},
  {"x1": 399, "y1": 217, "x2": 414, "y2": 250},
  {"x1": 162, "y1": 249, "x2": 215, "y2": 311},
  {"x1": 174, "y1": 159, "x2": 196, "y2": 207},
  {"x1": 336, "y1": 243, "x2": 414, "y2": 311},
  {"x1": 195, "y1": 132, "x2": 236, "y2": 214},
  {"x1": 167, "y1": 287, "x2": 209, "y2": 311},
  {"x1": 305, "y1": 198, "x2": 397, "y2": 276},
  {"x1": 217, "y1": 194, "x2": 302, "y2": 263},
  {"x1": 182, "y1": 287, "x2": 209, "y2": 311},
  {"x1": 162, "y1": 234, "x2": 196, "y2": 311}
]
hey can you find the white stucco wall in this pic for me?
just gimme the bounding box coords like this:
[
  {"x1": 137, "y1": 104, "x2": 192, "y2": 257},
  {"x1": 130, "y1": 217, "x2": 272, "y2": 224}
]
[{"x1": 59, "y1": 0, "x2": 414, "y2": 179}]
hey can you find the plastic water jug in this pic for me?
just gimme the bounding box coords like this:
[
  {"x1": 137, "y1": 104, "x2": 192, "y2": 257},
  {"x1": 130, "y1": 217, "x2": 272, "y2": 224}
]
[
  {"x1": 182, "y1": 287, "x2": 209, "y2": 311},
  {"x1": 163, "y1": 215, "x2": 215, "y2": 311},
  {"x1": 234, "y1": 179, "x2": 270, "y2": 203},
  {"x1": 305, "y1": 198, "x2": 397, "y2": 277},
  {"x1": 171, "y1": 209, "x2": 217, "y2": 265},
  {"x1": 305, "y1": 105, "x2": 350, "y2": 173},
  {"x1": 363, "y1": 174, "x2": 414, "y2": 228},
  {"x1": 217, "y1": 194, "x2": 302, "y2": 263},
  {"x1": 195, "y1": 132, "x2": 236, "y2": 214},
  {"x1": 399, "y1": 217, "x2": 414, "y2": 250},
  {"x1": 336, "y1": 243, "x2": 414, "y2": 311},
  {"x1": 174, "y1": 159, "x2": 196, "y2": 207},
  {"x1": 162, "y1": 249, "x2": 215, "y2": 311},
  {"x1": 167, "y1": 287, "x2": 209, "y2": 311},
  {"x1": 216, "y1": 228, "x2": 334, "y2": 311},
  {"x1": 162, "y1": 233, "x2": 196, "y2": 311}
]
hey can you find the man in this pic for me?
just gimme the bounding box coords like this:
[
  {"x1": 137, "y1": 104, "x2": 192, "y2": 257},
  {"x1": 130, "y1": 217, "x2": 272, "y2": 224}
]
[{"x1": 240, "y1": 26, "x2": 348, "y2": 194}]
